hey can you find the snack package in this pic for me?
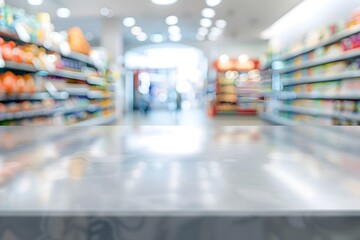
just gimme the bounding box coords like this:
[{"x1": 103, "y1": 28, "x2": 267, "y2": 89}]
[{"x1": 68, "y1": 27, "x2": 91, "y2": 55}]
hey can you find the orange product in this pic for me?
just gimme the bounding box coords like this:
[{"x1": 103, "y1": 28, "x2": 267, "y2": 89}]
[{"x1": 68, "y1": 27, "x2": 91, "y2": 55}]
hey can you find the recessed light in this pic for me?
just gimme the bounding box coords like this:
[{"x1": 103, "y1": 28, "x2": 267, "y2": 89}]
[
  {"x1": 168, "y1": 25, "x2": 181, "y2": 35},
  {"x1": 219, "y1": 54, "x2": 229, "y2": 63},
  {"x1": 198, "y1": 27, "x2": 209, "y2": 36},
  {"x1": 131, "y1": 26, "x2": 142, "y2": 35},
  {"x1": 137, "y1": 33, "x2": 148, "y2": 42},
  {"x1": 166, "y1": 16, "x2": 179, "y2": 25},
  {"x1": 202, "y1": 8, "x2": 216, "y2": 18},
  {"x1": 169, "y1": 34, "x2": 182, "y2": 42},
  {"x1": 27, "y1": 0, "x2": 43, "y2": 5},
  {"x1": 238, "y1": 54, "x2": 250, "y2": 63},
  {"x1": 57, "y1": 8, "x2": 71, "y2": 18},
  {"x1": 215, "y1": 19, "x2": 227, "y2": 28},
  {"x1": 151, "y1": 34, "x2": 164, "y2": 43},
  {"x1": 208, "y1": 34, "x2": 218, "y2": 41},
  {"x1": 200, "y1": 18, "x2": 212, "y2": 28},
  {"x1": 152, "y1": 0, "x2": 177, "y2": 5},
  {"x1": 210, "y1": 27, "x2": 223, "y2": 36},
  {"x1": 123, "y1": 17, "x2": 136, "y2": 27},
  {"x1": 206, "y1": 0, "x2": 222, "y2": 7},
  {"x1": 100, "y1": 7, "x2": 111, "y2": 17}
]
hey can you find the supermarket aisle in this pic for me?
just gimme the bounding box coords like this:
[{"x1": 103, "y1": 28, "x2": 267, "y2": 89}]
[{"x1": 119, "y1": 109, "x2": 267, "y2": 126}]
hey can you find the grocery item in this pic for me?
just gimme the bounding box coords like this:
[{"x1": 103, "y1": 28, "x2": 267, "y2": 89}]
[{"x1": 68, "y1": 27, "x2": 91, "y2": 56}]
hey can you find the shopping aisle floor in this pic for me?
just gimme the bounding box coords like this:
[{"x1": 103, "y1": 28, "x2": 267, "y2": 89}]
[{"x1": 118, "y1": 109, "x2": 267, "y2": 126}]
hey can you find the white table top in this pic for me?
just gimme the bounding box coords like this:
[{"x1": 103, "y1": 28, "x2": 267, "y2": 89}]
[{"x1": 0, "y1": 126, "x2": 360, "y2": 216}]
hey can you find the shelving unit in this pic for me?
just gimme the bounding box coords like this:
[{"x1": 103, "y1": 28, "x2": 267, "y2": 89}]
[
  {"x1": 0, "y1": 7, "x2": 116, "y2": 126},
  {"x1": 259, "y1": 11, "x2": 360, "y2": 126},
  {"x1": 212, "y1": 58, "x2": 261, "y2": 115}
]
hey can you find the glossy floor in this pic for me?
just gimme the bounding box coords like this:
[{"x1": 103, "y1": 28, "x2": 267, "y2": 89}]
[{"x1": 0, "y1": 126, "x2": 359, "y2": 215}]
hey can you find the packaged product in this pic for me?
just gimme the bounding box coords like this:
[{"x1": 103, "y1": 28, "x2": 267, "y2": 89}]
[{"x1": 68, "y1": 27, "x2": 91, "y2": 55}]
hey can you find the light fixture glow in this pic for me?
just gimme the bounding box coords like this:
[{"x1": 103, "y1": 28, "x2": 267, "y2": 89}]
[
  {"x1": 168, "y1": 25, "x2": 181, "y2": 35},
  {"x1": 202, "y1": 8, "x2": 216, "y2": 18},
  {"x1": 208, "y1": 34, "x2": 218, "y2": 41},
  {"x1": 131, "y1": 26, "x2": 142, "y2": 35},
  {"x1": 123, "y1": 17, "x2": 136, "y2": 27},
  {"x1": 100, "y1": 7, "x2": 113, "y2": 17},
  {"x1": 210, "y1": 27, "x2": 222, "y2": 36},
  {"x1": 169, "y1": 34, "x2": 182, "y2": 42},
  {"x1": 219, "y1": 54, "x2": 229, "y2": 64},
  {"x1": 137, "y1": 33, "x2": 148, "y2": 42},
  {"x1": 200, "y1": 18, "x2": 212, "y2": 28},
  {"x1": 166, "y1": 16, "x2": 179, "y2": 25},
  {"x1": 27, "y1": 0, "x2": 43, "y2": 5},
  {"x1": 206, "y1": 0, "x2": 222, "y2": 7},
  {"x1": 198, "y1": 27, "x2": 209, "y2": 36},
  {"x1": 152, "y1": 0, "x2": 178, "y2": 5},
  {"x1": 215, "y1": 19, "x2": 227, "y2": 28},
  {"x1": 151, "y1": 34, "x2": 164, "y2": 43},
  {"x1": 261, "y1": 0, "x2": 327, "y2": 39},
  {"x1": 56, "y1": 8, "x2": 71, "y2": 18},
  {"x1": 238, "y1": 54, "x2": 250, "y2": 63}
]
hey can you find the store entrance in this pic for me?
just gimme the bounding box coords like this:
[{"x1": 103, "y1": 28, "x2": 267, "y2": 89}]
[{"x1": 124, "y1": 44, "x2": 208, "y2": 119}]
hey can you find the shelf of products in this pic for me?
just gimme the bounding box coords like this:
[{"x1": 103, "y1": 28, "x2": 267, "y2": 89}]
[
  {"x1": 260, "y1": 8, "x2": 360, "y2": 125},
  {"x1": 0, "y1": 3, "x2": 115, "y2": 126},
  {"x1": 211, "y1": 57, "x2": 261, "y2": 115}
]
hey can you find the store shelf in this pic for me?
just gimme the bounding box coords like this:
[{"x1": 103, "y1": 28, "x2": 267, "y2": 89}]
[
  {"x1": 282, "y1": 70, "x2": 360, "y2": 86},
  {"x1": 0, "y1": 30, "x2": 95, "y2": 68},
  {"x1": 277, "y1": 105, "x2": 360, "y2": 121},
  {"x1": 51, "y1": 69, "x2": 88, "y2": 81},
  {"x1": 87, "y1": 76, "x2": 107, "y2": 86},
  {"x1": 2, "y1": 61, "x2": 38, "y2": 73},
  {"x1": 258, "y1": 112, "x2": 299, "y2": 125},
  {"x1": 280, "y1": 49, "x2": 360, "y2": 74},
  {"x1": 0, "y1": 92, "x2": 69, "y2": 101},
  {"x1": 263, "y1": 91, "x2": 360, "y2": 100},
  {"x1": 73, "y1": 114, "x2": 117, "y2": 126},
  {"x1": 0, "y1": 105, "x2": 91, "y2": 121},
  {"x1": 273, "y1": 25, "x2": 360, "y2": 62}
]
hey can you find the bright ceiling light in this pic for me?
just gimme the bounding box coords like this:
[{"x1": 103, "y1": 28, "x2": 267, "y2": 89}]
[
  {"x1": 152, "y1": 0, "x2": 178, "y2": 5},
  {"x1": 166, "y1": 16, "x2": 179, "y2": 25},
  {"x1": 208, "y1": 34, "x2": 218, "y2": 41},
  {"x1": 202, "y1": 8, "x2": 216, "y2": 18},
  {"x1": 215, "y1": 19, "x2": 227, "y2": 28},
  {"x1": 219, "y1": 54, "x2": 229, "y2": 63},
  {"x1": 131, "y1": 26, "x2": 142, "y2": 35},
  {"x1": 123, "y1": 17, "x2": 136, "y2": 27},
  {"x1": 169, "y1": 34, "x2": 182, "y2": 42},
  {"x1": 168, "y1": 25, "x2": 181, "y2": 34},
  {"x1": 56, "y1": 8, "x2": 71, "y2": 18},
  {"x1": 210, "y1": 27, "x2": 222, "y2": 36},
  {"x1": 198, "y1": 27, "x2": 209, "y2": 36},
  {"x1": 100, "y1": 7, "x2": 113, "y2": 17},
  {"x1": 238, "y1": 54, "x2": 250, "y2": 63},
  {"x1": 200, "y1": 18, "x2": 212, "y2": 28},
  {"x1": 27, "y1": 0, "x2": 43, "y2": 5},
  {"x1": 137, "y1": 33, "x2": 148, "y2": 42},
  {"x1": 151, "y1": 34, "x2": 164, "y2": 43},
  {"x1": 206, "y1": 0, "x2": 222, "y2": 7}
]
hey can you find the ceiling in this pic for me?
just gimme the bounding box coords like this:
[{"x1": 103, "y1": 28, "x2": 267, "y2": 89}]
[{"x1": 9, "y1": 0, "x2": 303, "y2": 47}]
